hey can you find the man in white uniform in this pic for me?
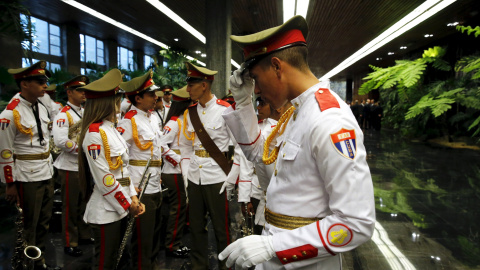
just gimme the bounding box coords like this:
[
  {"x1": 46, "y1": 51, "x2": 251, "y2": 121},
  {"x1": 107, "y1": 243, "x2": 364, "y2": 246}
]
[{"x1": 219, "y1": 16, "x2": 375, "y2": 269}]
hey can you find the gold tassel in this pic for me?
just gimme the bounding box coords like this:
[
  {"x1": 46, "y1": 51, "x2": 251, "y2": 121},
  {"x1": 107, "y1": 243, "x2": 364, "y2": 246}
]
[
  {"x1": 262, "y1": 106, "x2": 295, "y2": 165},
  {"x1": 13, "y1": 109, "x2": 33, "y2": 144},
  {"x1": 99, "y1": 129, "x2": 123, "y2": 170}
]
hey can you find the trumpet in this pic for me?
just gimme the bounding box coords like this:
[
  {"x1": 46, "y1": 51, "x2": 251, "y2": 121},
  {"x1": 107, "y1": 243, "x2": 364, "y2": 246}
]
[
  {"x1": 12, "y1": 205, "x2": 42, "y2": 270},
  {"x1": 240, "y1": 203, "x2": 255, "y2": 237}
]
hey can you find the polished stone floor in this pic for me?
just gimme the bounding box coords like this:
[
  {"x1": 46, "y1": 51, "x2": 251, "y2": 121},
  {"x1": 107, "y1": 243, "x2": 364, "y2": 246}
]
[{"x1": 1, "y1": 129, "x2": 480, "y2": 269}]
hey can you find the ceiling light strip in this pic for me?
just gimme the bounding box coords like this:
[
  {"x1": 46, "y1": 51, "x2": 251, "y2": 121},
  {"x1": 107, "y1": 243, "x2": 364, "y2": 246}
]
[
  {"x1": 145, "y1": 0, "x2": 206, "y2": 43},
  {"x1": 320, "y1": 0, "x2": 456, "y2": 81}
]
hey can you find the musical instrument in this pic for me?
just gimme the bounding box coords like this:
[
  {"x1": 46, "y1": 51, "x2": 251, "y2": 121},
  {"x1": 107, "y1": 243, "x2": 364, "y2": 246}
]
[
  {"x1": 114, "y1": 158, "x2": 152, "y2": 269},
  {"x1": 240, "y1": 203, "x2": 255, "y2": 237},
  {"x1": 11, "y1": 205, "x2": 42, "y2": 270}
]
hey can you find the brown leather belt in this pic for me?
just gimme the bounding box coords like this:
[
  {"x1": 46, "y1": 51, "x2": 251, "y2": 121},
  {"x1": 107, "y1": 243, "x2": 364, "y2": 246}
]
[
  {"x1": 117, "y1": 177, "x2": 131, "y2": 187},
  {"x1": 14, "y1": 152, "x2": 50, "y2": 160},
  {"x1": 264, "y1": 208, "x2": 321, "y2": 230},
  {"x1": 129, "y1": 159, "x2": 162, "y2": 167}
]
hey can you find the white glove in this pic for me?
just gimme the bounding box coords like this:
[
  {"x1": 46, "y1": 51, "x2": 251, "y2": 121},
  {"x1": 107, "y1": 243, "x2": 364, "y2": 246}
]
[
  {"x1": 219, "y1": 181, "x2": 235, "y2": 200},
  {"x1": 219, "y1": 235, "x2": 275, "y2": 269},
  {"x1": 230, "y1": 63, "x2": 255, "y2": 108}
]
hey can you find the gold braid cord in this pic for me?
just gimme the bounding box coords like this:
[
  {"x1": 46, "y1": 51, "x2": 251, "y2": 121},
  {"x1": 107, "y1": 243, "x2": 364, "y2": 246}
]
[
  {"x1": 262, "y1": 106, "x2": 296, "y2": 165},
  {"x1": 99, "y1": 128, "x2": 123, "y2": 170},
  {"x1": 182, "y1": 109, "x2": 195, "y2": 144},
  {"x1": 176, "y1": 118, "x2": 182, "y2": 146},
  {"x1": 130, "y1": 118, "x2": 153, "y2": 156},
  {"x1": 66, "y1": 111, "x2": 74, "y2": 126},
  {"x1": 13, "y1": 109, "x2": 33, "y2": 143}
]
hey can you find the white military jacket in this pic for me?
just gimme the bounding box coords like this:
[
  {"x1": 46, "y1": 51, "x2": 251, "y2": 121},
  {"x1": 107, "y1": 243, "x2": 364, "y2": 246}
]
[
  {"x1": 53, "y1": 102, "x2": 83, "y2": 171},
  {"x1": 0, "y1": 93, "x2": 53, "y2": 183},
  {"x1": 83, "y1": 120, "x2": 135, "y2": 224},
  {"x1": 183, "y1": 96, "x2": 237, "y2": 185},
  {"x1": 223, "y1": 82, "x2": 375, "y2": 269},
  {"x1": 159, "y1": 116, "x2": 183, "y2": 174},
  {"x1": 152, "y1": 107, "x2": 167, "y2": 129},
  {"x1": 117, "y1": 106, "x2": 162, "y2": 195}
]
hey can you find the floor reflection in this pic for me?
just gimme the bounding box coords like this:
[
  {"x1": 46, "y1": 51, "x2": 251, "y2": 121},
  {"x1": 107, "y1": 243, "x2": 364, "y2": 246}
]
[{"x1": 0, "y1": 129, "x2": 479, "y2": 269}]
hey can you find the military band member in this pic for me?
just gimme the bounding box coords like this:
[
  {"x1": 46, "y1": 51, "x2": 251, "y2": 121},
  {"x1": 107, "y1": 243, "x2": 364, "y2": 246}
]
[
  {"x1": 158, "y1": 86, "x2": 191, "y2": 258},
  {"x1": 44, "y1": 84, "x2": 63, "y2": 119},
  {"x1": 52, "y1": 75, "x2": 91, "y2": 257},
  {"x1": 183, "y1": 62, "x2": 238, "y2": 270},
  {"x1": 152, "y1": 89, "x2": 167, "y2": 128},
  {"x1": 0, "y1": 60, "x2": 60, "y2": 270},
  {"x1": 160, "y1": 85, "x2": 173, "y2": 117},
  {"x1": 116, "y1": 70, "x2": 163, "y2": 269},
  {"x1": 78, "y1": 69, "x2": 145, "y2": 270},
  {"x1": 220, "y1": 16, "x2": 375, "y2": 269}
]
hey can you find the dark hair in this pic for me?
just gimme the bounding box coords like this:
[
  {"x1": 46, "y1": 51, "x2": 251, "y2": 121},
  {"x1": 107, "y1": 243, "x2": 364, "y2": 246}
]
[
  {"x1": 126, "y1": 91, "x2": 147, "y2": 106},
  {"x1": 257, "y1": 46, "x2": 309, "y2": 72},
  {"x1": 165, "y1": 100, "x2": 191, "y2": 123}
]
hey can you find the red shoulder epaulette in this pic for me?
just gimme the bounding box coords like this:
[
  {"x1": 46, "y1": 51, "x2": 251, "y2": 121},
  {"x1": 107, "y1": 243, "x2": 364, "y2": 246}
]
[
  {"x1": 216, "y1": 99, "x2": 231, "y2": 107},
  {"x1": 170, "y1": 116, "x2": 179, "y2": 121},
  {"x1": 189, "y1": 102, "x2": 198, "y2": 108},
  {"x1": 258, "y1": 119, "x2": 264, "y2": 124},
  {"x1": 124, "y1": 110, "x2": 137, "y2": 119},
  {"x1": 61, "y1": 105, "x2": 71, "y2": 113},
  {"x1": 315, "y1": 88, "x2": 340, "y2": 112},
  {"x1": 55, "y1": 101, "x2": 63, "y2": 106},
  {"x1": 89, "y1": 122, "x2": 102, "y2": 133},
  {"x1": 6, "y1": 98, "x2": 20, "y2": 110}
]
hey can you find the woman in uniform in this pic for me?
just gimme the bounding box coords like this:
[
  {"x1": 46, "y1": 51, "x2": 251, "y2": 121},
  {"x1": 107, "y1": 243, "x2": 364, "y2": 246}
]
[{"x1": 77, "y1": 69, "x2": 145, "y2": 269}]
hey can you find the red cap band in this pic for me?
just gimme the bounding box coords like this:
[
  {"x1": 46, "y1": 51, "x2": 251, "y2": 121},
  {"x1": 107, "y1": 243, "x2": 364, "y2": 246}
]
[
  {"x1": 125, "y1": 78, "x2": 155, "y2": 96},
  {"x1": 187, "y1": 70, "x2": 214, "y2": 81},
  {"x1": 64, "y1": 81, "x2": 87, "y2": 89},
  {"x1": 243, "y1": 29, "x2": 306, "y2": 60},
  {"x1": 14, "y1": 69, "x2": 47, "y2": 80}
]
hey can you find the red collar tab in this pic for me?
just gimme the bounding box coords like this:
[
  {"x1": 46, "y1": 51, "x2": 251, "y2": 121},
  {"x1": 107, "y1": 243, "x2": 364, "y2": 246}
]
[
  {"x1": 243, "y1": 29, "x2": 306, "y2": 60},
  {"x1": 13, "y1": 69, "x2": 46, "y2": 80},
  {"x1": 89, "y1": 121, "x2": 103, "y2": 133}
]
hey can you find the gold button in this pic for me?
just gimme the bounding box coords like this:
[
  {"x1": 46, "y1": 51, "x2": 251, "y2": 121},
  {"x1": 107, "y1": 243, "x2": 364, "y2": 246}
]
[
  {"x1": 202, "y1": 111, "x2": 205, "y2": 114},
  {"x1": 283, "y1": 142, "x2": 286, "y2": 147},
  {"x1": 274, "y1": 169, "x2": 277, "y2": 176},
  {"x1": 200, "y1": 145, "x2": 203, "y2": 148},
  {"x1": 282, "y1": 258, "x2": 288, "y2": 262},
  {"x1": 295, "y1": 102, "x2": 299, "y2": 107},
  {"x1": 283, "y1": 153, "x2": 285, "y2": 158},
  {"x1": 293, "y1": 114, "x2": 297, "y2": 121},
  {"x1": 199, "y1": 165, "x2": 202, "y2": 168},
  {"x1": 319, "y1": 90, "x2": 324, "y2": 94},
  {"x1": 292, "y1": 255, "x2": 298, "y2": 260},
  {"x1": 301, "y1": 251, "x2": 307, "y2": 256}
]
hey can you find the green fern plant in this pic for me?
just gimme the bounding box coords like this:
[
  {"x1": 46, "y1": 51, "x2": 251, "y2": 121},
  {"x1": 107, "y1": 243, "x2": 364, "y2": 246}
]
[{"x1": 456, "y1": 25, "x2": 480, "y2": 37}]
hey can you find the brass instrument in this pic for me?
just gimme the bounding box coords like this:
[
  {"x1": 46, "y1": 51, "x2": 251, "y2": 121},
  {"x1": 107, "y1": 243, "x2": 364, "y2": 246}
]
[
  {"x1": 240, "y1": 203, "x2": 255, "y2": 237},
  {"x1": 68, "y1": 120, "x2": 82, "y2": 142},
  {"x1": 11, "y1": 205, "x2": 42, "y2": 270},
  {"x1": 114, "y1": 159, "x2": 152, "y2": 269}
]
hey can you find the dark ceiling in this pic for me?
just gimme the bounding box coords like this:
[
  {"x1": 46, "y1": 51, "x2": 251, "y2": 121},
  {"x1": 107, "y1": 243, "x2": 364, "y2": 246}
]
[{"x1": 23, "y1": 0, "x2": 480, "y2": 80}]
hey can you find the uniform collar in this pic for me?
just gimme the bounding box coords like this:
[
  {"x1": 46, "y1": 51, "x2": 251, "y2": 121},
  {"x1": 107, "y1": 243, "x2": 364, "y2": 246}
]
[
  {"x1": 205, "y1": 95, "x2": 217, "y2": 107},
  {"x1": 18, "y1": 94, "x2": 35, "y2": 107},
  {"x1": 131, "y1": 105, "x2": 150, "y2": 118},
  {"x1": 290, "y1": 81, "x2": 324, "y2": 110},
  {"x1": 67, "y1": 102, "x2": 82, "y2": 111},
  {"x1": 103, "y1": 119, "x2": 115, "y2": 128}
]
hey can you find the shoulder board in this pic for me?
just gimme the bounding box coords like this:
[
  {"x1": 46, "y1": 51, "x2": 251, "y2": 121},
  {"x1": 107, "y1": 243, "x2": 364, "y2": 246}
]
[
  {"x1": 88, "y1": 122, "x2": 103, "y2": 133},
  {"x1": 258, "y1": 119, "x2": 264, "y2": 124},
  {"x1": 61, "y1": 105, "x2": 71, "y2": 113},
  {"x1": 170, "y1": 116, "x2": 179, "y2": 121},
  {"x1": 126, "y1": 100, "x2": 131, "y2": 103},
  {"x1": 216, "y1": 99, "x2": 231, "y2": 107},
  {"x1": 189, "y1": 102, "x2": 198, "y2": 108},
  {"x1": 124, "y1": 110, "x2": 137, "y2": 119},
  {"x1": 315, "y1": 88, "x2": 340, "y2": 112},
  {"x1": 6, "y1": 98, "x2": 20, "y2": 110},
  {"x1": 165, "y1": 104, "x2": 170, "y2": 108}
]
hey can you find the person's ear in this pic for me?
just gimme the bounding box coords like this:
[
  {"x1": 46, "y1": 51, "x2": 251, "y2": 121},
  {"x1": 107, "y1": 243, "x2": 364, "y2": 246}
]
[
  {"x1": 271, "y1": 57, "x2": 282, "y2": 77},
  {"x1": 135, "y1": 95, "x2": 142, "y2": 104}
]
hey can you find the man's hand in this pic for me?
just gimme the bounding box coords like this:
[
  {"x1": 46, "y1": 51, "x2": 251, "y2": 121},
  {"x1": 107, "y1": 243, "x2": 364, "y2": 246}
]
[
  {"x1": 219, "y1": 181, "x2": 235, "y2": 201},
  {"x1": 5, "y1": 183, "x2": 19, "y2": 205},
  {"x1": 229, "y1": 64, "x2": 255, "y2": 108},
  {"x1": 219, "y1": 235, "x2": 275, "y2": 269},
  {"x1": 129, "y1": 196, "x2": 145, "y2": 218}
]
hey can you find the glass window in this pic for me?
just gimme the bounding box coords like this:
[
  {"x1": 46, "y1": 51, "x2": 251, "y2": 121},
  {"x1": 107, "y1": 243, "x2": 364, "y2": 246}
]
[
  {"x1": 79, "y1": 34, "x2": 105, "y2": 66},
  {"x1": 118, "y1": 46, "x2": 134, "y2": 71},
  {"x1": 144, "y1": 55, "x2": 154, "y2": 69},
  {"x1": 20, "y1": 15, "x2": 62, "y2": 57},
  {"x1": 22, "y1": 58, "x2": 61, "y2": 72}
]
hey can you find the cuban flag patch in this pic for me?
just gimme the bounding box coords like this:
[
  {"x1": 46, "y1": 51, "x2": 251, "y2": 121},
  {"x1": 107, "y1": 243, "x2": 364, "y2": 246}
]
[
  {"x1": 116, "y1": 127, "x2": 125, "y2": 135},
  {"x1": 330, "y1": 128, "x2": 356, "y2": 159},
  {"x1": 88, "y1": 144, "x2": 101, "y2": 160},
  {"x1": 0, "y1": 118, "x2": 10, "y2": 130},
  {"x1": 57, "y1": 118, "x2": 66, "y2": 127},
  {"x1": 163, "y1": 126, "x2": 171, "y2": 135}
]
